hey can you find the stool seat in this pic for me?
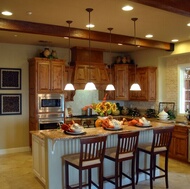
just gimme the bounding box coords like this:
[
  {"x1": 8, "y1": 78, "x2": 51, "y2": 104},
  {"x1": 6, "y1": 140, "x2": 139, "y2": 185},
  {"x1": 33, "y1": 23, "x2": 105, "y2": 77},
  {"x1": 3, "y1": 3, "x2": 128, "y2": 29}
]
[{"x1": 136, "y1": 126, "x2": 174, "y2": 189}]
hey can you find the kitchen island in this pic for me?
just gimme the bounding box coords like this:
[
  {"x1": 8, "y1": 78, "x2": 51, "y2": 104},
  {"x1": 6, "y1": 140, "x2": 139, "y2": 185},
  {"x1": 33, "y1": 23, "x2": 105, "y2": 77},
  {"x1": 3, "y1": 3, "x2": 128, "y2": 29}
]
[{"x1": 31, "y1": 122, "x2": 174, "y2": 189}]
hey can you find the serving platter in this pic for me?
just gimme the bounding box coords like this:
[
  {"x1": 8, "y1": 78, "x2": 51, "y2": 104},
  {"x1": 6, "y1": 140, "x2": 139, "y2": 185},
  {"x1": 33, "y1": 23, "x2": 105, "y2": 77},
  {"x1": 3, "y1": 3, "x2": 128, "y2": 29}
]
[
  {"x1": 104, "y1": 127, "x2": 123, "y2": 131},
  {"x1": 64, "y1": 130, "x2": 86, "y2": 135},
  {"x1": 135, "y1": 124, "x2": 152, "y2": 128}
]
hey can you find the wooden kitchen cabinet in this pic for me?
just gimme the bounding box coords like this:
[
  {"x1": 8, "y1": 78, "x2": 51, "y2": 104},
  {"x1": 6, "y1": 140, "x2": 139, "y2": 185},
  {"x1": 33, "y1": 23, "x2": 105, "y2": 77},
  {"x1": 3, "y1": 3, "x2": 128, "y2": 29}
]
[
  {"x1": 129, "y1": 67, "x2": 157, "y2": 101},
  {"x1": 73, "y1": 62, "x2": 109, "y2": 90},
  {"x1": 114, "y1": 64, "x2": 133, "y2": 100},
  {"x1": 99, "y1": 68, "x2": 115, "y2": 100},
  {"x1": 29, "y1": 57, "x2": 65, "y2": 93},
  {"x1": 64, "y1": 66, "x2": 75, "y2": 101},
  {"x1": 169, "y1": 125, "x2": 188, "y2": 162}
]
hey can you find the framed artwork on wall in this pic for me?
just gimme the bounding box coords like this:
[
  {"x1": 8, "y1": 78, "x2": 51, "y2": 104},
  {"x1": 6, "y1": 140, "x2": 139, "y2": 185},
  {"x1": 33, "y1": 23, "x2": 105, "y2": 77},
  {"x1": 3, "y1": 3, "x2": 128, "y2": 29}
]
[
  {"x1": 0, "y1": 94, "x2": 22, "y2": 115},
  {"x1": 0, "y1": 68, "x2": 21, "y2": 90}
]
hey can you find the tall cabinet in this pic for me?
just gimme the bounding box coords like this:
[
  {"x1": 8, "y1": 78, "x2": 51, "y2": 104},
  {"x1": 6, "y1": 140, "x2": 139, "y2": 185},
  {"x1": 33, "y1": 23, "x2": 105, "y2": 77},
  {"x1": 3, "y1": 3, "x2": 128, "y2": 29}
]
[{"x1": 28, "y1": 57, "x2": 65, "y2": 145}]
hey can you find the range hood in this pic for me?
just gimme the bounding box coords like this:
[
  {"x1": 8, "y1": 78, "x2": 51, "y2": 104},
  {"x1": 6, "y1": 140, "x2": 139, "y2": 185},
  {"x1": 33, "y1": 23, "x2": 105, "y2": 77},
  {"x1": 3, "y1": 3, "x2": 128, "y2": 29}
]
[{"x1": 70, "y1": 46, "x2": 110, "y2": 90}]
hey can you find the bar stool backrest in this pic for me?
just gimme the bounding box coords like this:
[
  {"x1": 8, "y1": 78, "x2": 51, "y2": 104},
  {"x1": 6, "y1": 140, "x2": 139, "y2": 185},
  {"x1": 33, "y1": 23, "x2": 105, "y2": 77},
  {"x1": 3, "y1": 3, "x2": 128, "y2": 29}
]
[
  {"x1": 151, "y1": 127, "x2": 174, "y2": 153},
  {"x1": 79, "y1": 135, "x2": 107, "y2": 168},
  {"x1": 116, "y1": 131, "x2": 139, "y2": 160}
]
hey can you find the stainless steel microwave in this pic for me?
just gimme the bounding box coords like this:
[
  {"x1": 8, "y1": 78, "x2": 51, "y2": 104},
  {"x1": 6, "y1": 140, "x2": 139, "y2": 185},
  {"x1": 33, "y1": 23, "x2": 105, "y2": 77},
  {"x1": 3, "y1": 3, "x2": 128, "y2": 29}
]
[{"x1": 38, "y1": 94, "x2": 64, "y2": 113}]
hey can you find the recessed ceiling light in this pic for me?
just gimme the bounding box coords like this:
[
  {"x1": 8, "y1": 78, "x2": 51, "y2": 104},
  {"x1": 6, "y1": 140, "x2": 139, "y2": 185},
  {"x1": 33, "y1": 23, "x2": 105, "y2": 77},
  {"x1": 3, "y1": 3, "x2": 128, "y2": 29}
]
[
  {"x1": 171, "y1": 39, "x2": 179, "y2": 42},
  {"x1": 118, "y1": 43, "x2": 123, "y2": 46},
  {"x1": 1, "y1": 11, "x2": 13, "y2": 16},
  {"x1": 122, "y1": 5, "x2": 133, "y2": 11},
  {"x1": 145, "y1": 34, "x2": 153, "y2": 38},
  {"x1": 27, "y1": 11, "x2": 32, "y2": 15},
  {"x1": 64, "y1": 37, "x2": 69, "y2": 39},
  {"x1": 86, "y1": 24, "x2": 95, "y2": 28},
  {"x1": 187, "y1": 23, "x2": 190, "y2": 27}
]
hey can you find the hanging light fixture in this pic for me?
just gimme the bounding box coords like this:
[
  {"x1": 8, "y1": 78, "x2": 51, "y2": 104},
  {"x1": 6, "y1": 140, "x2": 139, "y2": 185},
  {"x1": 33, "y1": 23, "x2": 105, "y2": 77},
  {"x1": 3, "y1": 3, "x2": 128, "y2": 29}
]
[
  {"x1": 84, "y1": 8, "x2": 97, "y2": 90},
  {"x1": 106, "y1": 27, "x2": 115, "y2": 91},
  {"x1": 130, "y1": 18, "x2": 141, "y2": 91},
  {"x1": 64, "y1": 20, "x2": 75, "y2": 91}
]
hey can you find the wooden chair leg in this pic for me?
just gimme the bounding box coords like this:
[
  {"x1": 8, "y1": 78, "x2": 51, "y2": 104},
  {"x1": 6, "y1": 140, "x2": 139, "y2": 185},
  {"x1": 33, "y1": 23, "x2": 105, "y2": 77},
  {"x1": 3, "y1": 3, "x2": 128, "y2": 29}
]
[
  {"x1": 65, "y1": 162, "x2": 69, "y2": 188},
  {"x1": 150, "y1": 155, "x2": 154, "y2": 189},
  {"x1": 119, "y1": 162, "x2": 122, "y2": 187},
  {"x1": 79, "y1": 169, "x2": 82, "y2": 188},
  {"x1": 88, "y1": 168, "x2": 91, "y2": 189},
  {"x1": 165, "y1": 153, "x2": 169, "y2": 188},
  {"x1": 136, "y1": 149, "x2": 139, "y2": 184},
  {"x1": 132, "y1": 159, "x2": 135, "y2": 189},
  {"x1": 115, "y1": 161, "x2": 119, "y2": 188}
]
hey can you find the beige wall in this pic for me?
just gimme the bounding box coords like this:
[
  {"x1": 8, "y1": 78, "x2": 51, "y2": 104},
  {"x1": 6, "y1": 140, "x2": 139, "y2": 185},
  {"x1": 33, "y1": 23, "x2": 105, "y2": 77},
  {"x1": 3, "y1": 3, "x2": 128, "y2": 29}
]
[{"x1": 0, "y1": 40, "x2": 190, "y2": 153}]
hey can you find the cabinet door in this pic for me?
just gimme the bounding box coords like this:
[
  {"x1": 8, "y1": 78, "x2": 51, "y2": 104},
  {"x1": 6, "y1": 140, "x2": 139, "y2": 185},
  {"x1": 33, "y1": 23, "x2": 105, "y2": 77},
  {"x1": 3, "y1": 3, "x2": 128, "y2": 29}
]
[
  {"x1": 129, "y1": 67, "x2": 156, "y2": 101},
  {"x1": 114, "y1": 65, "x2": 129, "y2": 100},
  {"x1": 174, "y1": 134, "x2": 188, "y2": 161},
  {"x1": 64, "y1": 67, "x2": 75, "y2": 101},
  {"x1": 51, "y1": 60, "x2": 65, "y2": 92},
  {"x1": 37, "y1": 60, "x2": 51, "y2": 93}
]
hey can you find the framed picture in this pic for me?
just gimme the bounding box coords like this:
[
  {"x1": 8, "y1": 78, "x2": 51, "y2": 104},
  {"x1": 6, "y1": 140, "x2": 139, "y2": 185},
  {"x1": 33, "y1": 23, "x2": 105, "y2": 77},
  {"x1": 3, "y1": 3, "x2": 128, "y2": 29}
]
[
  {"x1": 0, "y1": 68, "x2": 21, "y2": 89},
  {"x1": 0, "y1": 94, "x2": 22, "y2": 115}
]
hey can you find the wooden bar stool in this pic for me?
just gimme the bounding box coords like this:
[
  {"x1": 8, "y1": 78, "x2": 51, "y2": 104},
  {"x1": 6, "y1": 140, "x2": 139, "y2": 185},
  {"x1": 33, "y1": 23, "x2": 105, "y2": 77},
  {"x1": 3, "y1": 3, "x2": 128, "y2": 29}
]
[
  {"x1": 136, "y1": 126, "x2": 174, "y2": 189},
  {"x1": 103, "y1": 131, "x2": 139, "y2": 189},
  {"x1": 63, "y1": 135, "x2": 107, "y2": 189}
]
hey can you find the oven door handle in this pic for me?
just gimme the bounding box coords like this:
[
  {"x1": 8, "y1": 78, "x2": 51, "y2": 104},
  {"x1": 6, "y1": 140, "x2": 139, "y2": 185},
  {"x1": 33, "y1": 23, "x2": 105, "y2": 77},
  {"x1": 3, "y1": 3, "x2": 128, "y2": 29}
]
[{"x1": 39, "y1": 121, "x2": 61, "y2": 124}]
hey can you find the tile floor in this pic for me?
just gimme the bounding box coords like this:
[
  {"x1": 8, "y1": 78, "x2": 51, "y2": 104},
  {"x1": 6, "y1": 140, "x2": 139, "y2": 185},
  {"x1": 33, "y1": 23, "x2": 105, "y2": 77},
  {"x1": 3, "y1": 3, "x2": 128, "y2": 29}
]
[{"x1": 0, "y1": 151, "x2": 190, "y2": 189}]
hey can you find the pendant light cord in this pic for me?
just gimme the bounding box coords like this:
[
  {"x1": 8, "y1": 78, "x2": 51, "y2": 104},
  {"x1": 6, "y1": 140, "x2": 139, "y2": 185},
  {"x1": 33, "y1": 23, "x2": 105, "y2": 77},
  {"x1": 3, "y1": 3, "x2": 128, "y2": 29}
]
[
  {"x1": 108, "y1": 27, "x2": 113, "y2": 84},
  {"x1": 86, "y1": 8, "x2": 93, "y2": 82}
]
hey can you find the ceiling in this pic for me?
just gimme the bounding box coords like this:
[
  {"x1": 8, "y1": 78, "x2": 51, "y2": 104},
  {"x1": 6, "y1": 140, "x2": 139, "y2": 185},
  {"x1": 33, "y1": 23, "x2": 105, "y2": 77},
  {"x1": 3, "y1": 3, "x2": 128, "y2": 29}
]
[{"x1": 0, "y1": 0, "x2": 190, "y2": 52}]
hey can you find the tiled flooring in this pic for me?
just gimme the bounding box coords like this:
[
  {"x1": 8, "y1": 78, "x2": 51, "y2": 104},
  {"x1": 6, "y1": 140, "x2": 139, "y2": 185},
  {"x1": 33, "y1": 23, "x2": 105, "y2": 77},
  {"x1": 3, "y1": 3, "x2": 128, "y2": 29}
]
[{"x1": 0, "y1": 151, "x2": 190, "y2": 189}]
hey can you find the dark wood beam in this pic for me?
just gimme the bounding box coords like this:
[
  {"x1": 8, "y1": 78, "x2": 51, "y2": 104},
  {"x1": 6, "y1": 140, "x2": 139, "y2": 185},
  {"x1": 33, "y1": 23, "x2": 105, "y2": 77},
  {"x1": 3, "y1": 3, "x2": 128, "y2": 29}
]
[
  {"x1": 129, "y1": 0, "x2": 190, "y2": 17},
  {"x1": 0, "y1": 18, "x2": 174, "y2": 51}
]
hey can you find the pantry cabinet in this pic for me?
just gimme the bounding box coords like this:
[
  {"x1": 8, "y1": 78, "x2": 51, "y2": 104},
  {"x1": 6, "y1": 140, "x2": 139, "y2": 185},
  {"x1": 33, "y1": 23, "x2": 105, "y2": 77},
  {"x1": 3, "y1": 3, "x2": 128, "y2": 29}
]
[
  {"x1": 29, "y1": 57, "x2": 65, "y2": 93},
  {"x1": 129, "y1": 67, "x2": 157, "y2": 101},
  {"x1": 114, "y1": 64, "x2": 133, "y2": 100},
  {"x1": 169, "y1": 125, "x2": 188, "y2": 162}
]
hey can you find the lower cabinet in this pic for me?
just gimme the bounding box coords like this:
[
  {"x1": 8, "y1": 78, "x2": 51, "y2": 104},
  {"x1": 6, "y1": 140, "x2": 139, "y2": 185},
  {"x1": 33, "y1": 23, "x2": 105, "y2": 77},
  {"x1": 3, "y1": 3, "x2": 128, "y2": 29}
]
[
  {"x1": 169, "y1": 125, "x2": 188, "y2": 162},
  {"x1": 32, "y1": 135, "x2": 46, "y2": 185}
]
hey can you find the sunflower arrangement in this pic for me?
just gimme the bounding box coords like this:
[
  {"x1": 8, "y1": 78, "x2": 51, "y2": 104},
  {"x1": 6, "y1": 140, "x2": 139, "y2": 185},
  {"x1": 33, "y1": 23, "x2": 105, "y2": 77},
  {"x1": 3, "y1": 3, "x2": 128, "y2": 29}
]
[
  {"x1": 93, "y1": 93, "x2": 117, "y2": 116},
  {"x1": 92, "y1": 101, "x2": 117, "y2": 116}
]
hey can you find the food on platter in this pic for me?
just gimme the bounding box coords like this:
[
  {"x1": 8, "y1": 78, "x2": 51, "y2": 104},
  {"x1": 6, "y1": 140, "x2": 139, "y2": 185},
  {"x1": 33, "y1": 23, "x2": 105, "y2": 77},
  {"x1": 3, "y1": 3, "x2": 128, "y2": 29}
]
[
  {"x1": 128, "y1": 117, "x2": 151, "y2": 126},
  {"x1": 101, "y1": 115, "x2": 122, "y2": 129},
  {"x1": 61, "y1": 121, "x2": 84, "y2": 133}
]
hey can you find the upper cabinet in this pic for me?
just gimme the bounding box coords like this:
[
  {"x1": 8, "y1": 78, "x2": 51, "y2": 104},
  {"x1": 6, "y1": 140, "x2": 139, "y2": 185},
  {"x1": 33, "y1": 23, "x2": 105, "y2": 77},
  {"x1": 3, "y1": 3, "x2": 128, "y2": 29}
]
[
  {"x1": 114, "y1": 64, "x2": 133, "y2": 100},
  {"x1": 64, "y1": 66, "x2": 75, "y2": 101},
  {"x1": 29, "y1": 58, "x2": 65, "y2": 93},
  {"x1": 129, "y1": 66, "x2": 157, "y2": 101}
]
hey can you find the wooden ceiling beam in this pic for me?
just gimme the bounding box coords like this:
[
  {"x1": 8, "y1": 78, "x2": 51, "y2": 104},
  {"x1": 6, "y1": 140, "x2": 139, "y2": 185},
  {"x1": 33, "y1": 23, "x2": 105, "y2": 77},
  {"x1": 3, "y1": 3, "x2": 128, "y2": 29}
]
[
  {"x1": 129, "y1": 0, "x2": 190, "y2": 17},
  {"x1": 0, "y1": 18, "x2": 174, "y2": 51}
]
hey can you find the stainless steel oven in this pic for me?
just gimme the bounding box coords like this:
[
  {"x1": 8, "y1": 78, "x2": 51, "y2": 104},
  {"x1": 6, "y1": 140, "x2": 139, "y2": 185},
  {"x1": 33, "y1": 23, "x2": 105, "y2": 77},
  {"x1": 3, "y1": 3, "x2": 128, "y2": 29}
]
[
  {"x1": 38, "y1": 113, "x2": 64, "y2": 130},
  {"x1": 38, "y1": 94, "x2": 64, "y2": 113}
]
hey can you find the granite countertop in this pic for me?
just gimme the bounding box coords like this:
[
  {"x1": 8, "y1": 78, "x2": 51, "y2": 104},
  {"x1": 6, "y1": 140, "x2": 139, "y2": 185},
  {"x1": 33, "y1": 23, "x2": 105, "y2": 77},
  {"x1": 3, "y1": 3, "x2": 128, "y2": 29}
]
[{"x1": 31, "y1": 121, "x2": 175, "y2": 141}]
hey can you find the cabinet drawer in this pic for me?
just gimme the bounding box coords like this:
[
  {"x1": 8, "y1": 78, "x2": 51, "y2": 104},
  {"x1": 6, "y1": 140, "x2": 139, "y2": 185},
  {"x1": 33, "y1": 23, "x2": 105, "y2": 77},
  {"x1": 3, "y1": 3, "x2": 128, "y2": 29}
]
[{"x1": 174, "y1": 125, "x2": 188, "y2": 134}]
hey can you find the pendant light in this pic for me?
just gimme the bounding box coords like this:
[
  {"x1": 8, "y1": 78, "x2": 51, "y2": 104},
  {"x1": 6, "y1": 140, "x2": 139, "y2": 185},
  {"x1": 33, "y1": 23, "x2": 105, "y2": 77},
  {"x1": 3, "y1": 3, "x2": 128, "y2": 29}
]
[
  {"x1": 64, "y1": 20, "x2": 75, "y2": 91},
  {"x1": 130, "y1": 18, "x2": 141, "y2": 91},
  {"x1": 84, "y1": 8, "x2": 97, "y2": 90},
  {"x1": 106, "y1": 28, "x2": 115, "y2": 91}
]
